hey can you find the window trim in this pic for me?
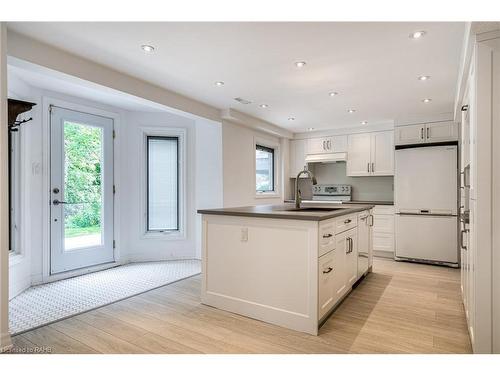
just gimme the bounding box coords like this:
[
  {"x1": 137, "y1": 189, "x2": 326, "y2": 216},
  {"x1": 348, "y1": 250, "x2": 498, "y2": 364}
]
[
  {"x1": 146, "y1": 135, "x2": 180, "y2": 232},
  {"x1": 254, "y1": 137, "x2": 281, "y2": 199},
  {"x1": 140, "y1": 127, "x2": 186, "y2": 240}
]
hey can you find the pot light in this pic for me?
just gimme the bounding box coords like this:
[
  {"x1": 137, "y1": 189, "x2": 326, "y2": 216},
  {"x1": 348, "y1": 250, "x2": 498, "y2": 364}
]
[
  {"x1": 214, "y1": 81, "x2": 225, "y2": 87},
  {"x1": 288, "y1": 117, "x2": 296, "y2": 121},
  {"x1": 409, "y1": 31, "x2": 426, "y2": 39},
  {"x1": 141, "y1": 44, "x2": 155, "y2": 53},
  {"x1": 361, "y1": 121, "x2": 368, "y2": 125},
  {"x1": 259, "y1": 104, "x2": 269, "y2": 108},
  {"x1": 422, "y1": 98, "x2": 432, "y2": 103},
  {"x1": 329, "y1": 92, "x2": 339, "y2": 97},
  {"x1": 347, "y1": 109, "x2": 356, "y2": 113},
  {"x1": 418, "y1": 75, "x2": 431, "y2": 81},
  {"x1": 295, "y1": 61, "x2": 307, "y2": 68}
]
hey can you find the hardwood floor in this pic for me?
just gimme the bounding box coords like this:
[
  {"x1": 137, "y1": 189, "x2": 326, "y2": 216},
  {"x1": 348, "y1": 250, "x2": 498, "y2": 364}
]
[{"x1": 7, "y1": 258, "x2": 472, "y2": 354}]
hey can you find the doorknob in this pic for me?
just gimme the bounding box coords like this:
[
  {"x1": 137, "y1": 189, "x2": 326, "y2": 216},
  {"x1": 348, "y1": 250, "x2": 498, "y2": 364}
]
[{"x1": 53, "y1": 199, "x2": 68, "y2": 205}]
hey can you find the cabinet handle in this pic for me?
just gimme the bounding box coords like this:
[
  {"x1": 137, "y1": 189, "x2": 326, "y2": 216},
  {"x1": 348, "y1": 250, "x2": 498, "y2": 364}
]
[
  {"x1": 350, "y1": 238, "x2": 353, "y2": 253},
  {"x1": 323, "y1": 267, "x2": 333, "y2": 274},
  {"x1": 369, "y1": 214, "x2": 374, "y2": 226},
  {"x1": 344, "y1": 219, "x2": 352, "y2": 224},
  {"x1": 371, "y1": 162, "x2": 374, "y2": 173},
  {"x1": 322, "y1": 140, "x2": 326, "y2": 150},
  {"x1": 322, "y1": 233, "x2": 333, "y2": 238},
  {"x1": 426, "y1": 127, "x2": 430, "y2": 139},
  {"x1": 327, "y1": 140, "x2": 331, "y2": 150},
  {"x1": 460, "y1": 229, "x2": 469, "y2": 250},
  {"x1": 421, "y1": 127, "x2": 424, "y2": 140},
  {"x1": 346, "y1": 238, "x2": 350, "y2": 254}
]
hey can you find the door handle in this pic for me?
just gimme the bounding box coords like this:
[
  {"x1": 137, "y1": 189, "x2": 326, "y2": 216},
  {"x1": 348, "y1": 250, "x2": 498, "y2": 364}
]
[
  {"x1": 52, "y1": 199, "x2": 68, "y2": 205},
  {"x1": 323, "y1": 267, "x2": 333, "y2": 274}
]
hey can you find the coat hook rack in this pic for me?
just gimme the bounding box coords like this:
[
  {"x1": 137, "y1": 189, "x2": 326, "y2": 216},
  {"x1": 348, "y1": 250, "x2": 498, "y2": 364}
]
[{"x1": 7, "y1": 98, "x2": 37, "y2": 132}]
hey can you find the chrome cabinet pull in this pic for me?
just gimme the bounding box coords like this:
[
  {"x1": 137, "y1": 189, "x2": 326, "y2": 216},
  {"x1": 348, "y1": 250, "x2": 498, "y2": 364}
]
[
  {"x1": 367, "y1": 162, "x2": 370, "y2": 173},
  {"x1": 426, "y1": 127, "x2": 430, "y2": 139},
  {"x1": 371, "y1": 162, "x2": 374, "y2": 173},
  {"x1": 323, "y1": 267, "x2": 333, "y2": 274},
  {"x1": 421, "y1": 127, "x2": 424, "y2": 140},
  {"x1": 322, "y1": 140, "x2": 326, "y2": 150},
  {"x1": 369, "y1": 214, "x2": 374, "y2": 226},
  {"x1": 460, "y1": 229, "x2": 469, "y2": 250},
  {"x1": 322, "y1": 233, "x2": 333, "y2": 238}
]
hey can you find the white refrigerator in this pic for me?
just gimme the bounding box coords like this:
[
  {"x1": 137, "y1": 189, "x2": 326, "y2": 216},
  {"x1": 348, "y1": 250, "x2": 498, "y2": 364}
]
[{"x1": 394, "y1": 145, "x2": 458, "y2": 266}]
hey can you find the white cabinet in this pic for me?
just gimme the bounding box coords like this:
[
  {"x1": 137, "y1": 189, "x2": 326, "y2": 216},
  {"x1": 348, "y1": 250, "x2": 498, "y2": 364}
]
[
  {"x1": 372, "y1": 205, "x2": 395, "y2": 256},
  {"x1": 333, "y1": 226, "x2": 357, "y2": 302},
  {"x1": 395, "y1": 121, "x2": 458, "y2": 146},
  {"x1": 357, "y1": 210, "x2": 372, "y2": 278},
  {"x1": 345, "y1": 228, "x2": 358, "y2": 288},
  {"x1": 347, "y1": 131, "x2": 394, "y2": 176},
  {"x1": 319, "y1": 220, "x2": 335, "y2": 257},
  {"x1": 318, "y1": 250, "x2": 336, "y2": 319},
  {"x1": 307, "y1": 135, "x2": 347, "y2": 155},
  {"x1": 289, "y1": 139, "x2": 307, "y2": 178}
]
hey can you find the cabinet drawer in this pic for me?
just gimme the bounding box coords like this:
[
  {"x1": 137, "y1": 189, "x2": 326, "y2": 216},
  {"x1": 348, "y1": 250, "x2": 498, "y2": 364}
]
[
  {"x1": 372, "y1": 205, "x2": 395, "y2": 215},
  {"x1": 373, "y1": 214, "x2": 394, "y2": 234},
  {"x1": 318, "y1": 250, "x2": 336, "y2": 319},
  {"x1": 336, "y1": 214, "x2": 357, "y2": 234},
  {"x1": 373, "y1": 233, "x2": 394, "y2": 252},
  {"x1": 319, "y1": 222, "x2": 336, "y2": 257}
]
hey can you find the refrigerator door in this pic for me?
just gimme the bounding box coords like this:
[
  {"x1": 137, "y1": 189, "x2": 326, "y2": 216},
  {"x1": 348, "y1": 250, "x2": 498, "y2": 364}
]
[
  {"x1": 395, "y1": 145, "x2": 457, "y2": 215},
  {"x1": 395, "y1": 214, "x2": 458, "y2": 264}
]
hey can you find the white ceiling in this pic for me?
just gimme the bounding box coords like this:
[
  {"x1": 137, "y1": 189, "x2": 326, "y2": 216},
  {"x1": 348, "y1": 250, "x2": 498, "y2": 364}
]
[{"x1": 7, "y1": 22, "x2": 465, "y2": 132}]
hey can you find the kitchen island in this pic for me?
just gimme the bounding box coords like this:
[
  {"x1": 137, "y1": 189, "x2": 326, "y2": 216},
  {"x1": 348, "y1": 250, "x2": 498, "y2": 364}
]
[{"x1": 198, "y1": 203, "x2": 374, "y2": 335}]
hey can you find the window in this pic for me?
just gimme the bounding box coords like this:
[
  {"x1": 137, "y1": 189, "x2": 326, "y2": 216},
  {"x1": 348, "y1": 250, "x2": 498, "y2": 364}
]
[
  {"x1": 147, "y1": 136, "x2": 179, "y2": 232},
  {"x1": 256, "y1": 144, "x2": 275, "y2": 193}
]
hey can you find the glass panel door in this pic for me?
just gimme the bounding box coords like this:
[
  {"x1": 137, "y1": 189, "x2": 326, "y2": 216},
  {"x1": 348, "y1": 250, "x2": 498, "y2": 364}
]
[{"x1": 50, "y1": 106, "x2": 114, "y2": 274}]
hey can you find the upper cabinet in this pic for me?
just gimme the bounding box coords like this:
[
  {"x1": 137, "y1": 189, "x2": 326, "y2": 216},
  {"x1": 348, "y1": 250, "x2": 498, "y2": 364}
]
[
  {"x1": 307, "y1": 135, "x2": 347, "y2": 155},
  {"x1": 347, "y1": 131, "x2": 394, "y2": 176},
  {"x1": 289, "y1": 139, "x2": 307, "y2": 178},
  {"x1": 394, "y1": 121, "x2": 458, "y2": 146}
]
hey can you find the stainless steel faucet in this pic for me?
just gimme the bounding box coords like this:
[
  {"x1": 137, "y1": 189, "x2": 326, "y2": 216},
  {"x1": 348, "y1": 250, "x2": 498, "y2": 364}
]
[{"x1": 295, "y1": 166, "x2": 318, "y2": 208}]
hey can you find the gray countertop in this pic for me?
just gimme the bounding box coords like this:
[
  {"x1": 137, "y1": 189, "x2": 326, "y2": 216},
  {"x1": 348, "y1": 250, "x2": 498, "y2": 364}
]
[
  {"x1": 197, "y1": 203, "x2": 374, "y2": 221},
  {"x1": 284, "y1": 199, "x2": 394, "y2": 206}
]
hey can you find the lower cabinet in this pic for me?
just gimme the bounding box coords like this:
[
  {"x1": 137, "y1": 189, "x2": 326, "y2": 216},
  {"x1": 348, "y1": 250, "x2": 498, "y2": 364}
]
[
  {"x1": 372, "y1": 205, "x2": 395, "y2": 256},
  {"x1": 318, "y1": 250, "x2": 336, "y2": 318}
]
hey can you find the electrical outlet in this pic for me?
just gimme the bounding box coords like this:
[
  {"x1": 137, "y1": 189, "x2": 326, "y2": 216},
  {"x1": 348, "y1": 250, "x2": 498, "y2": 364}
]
[{"x1": 241, "y1": 228, "x2": 248, "y2": 242}]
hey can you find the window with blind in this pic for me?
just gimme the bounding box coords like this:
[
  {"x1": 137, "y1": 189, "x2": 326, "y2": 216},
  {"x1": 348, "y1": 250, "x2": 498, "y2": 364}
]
[{"x1": 147, "y1": 136, "x2": 179, "y2": 232}]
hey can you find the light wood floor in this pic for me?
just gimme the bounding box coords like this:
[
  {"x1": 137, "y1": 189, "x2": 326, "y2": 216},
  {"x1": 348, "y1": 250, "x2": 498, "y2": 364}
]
[{"x1": 7, "y1": 258, "x2": 472, "y2": 354}]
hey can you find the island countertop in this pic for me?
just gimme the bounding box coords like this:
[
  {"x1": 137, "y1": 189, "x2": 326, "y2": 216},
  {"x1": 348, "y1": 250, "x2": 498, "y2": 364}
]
[{"x1": 197, "y1": 203, "x2": 374, "y2": 221}]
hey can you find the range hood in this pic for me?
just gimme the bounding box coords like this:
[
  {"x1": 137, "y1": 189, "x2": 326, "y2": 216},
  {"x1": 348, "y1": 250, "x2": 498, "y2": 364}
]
[{"x1": 305, "y1": 152, "x2": 347, "y2": 163}]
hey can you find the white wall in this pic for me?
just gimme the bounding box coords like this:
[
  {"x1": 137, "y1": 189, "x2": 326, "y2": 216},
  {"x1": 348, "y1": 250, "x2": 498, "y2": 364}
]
[
  {"x1": 0, "y1": 22, "x2": 12, "y2": 352},
  {"x1": 222, "y1": 120, "x2": 286, "y2": 207}
]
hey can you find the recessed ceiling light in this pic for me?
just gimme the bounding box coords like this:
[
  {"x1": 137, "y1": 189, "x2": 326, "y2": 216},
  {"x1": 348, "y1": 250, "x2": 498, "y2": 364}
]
[
  {"x1": 409, "y1": 30, "x2": 426, "y2": 39},
  {"x1": 361, "y1": 121, "x2": 368, "y2": 125},
  {"x1": 141, "y1": 44, "x2": 155, "y2": 53},
  {"x1": 307, "y1": 127, "x2": 314, "y2": 131},
  {"x1": 214, "y1": 81, "x2": 225, "y2": 87},
  {"x1": 329, "y1": 92, "x2": 339, "y2": 97},
  {"x1": 422, "y1": 98, "x2": 432, "y2": 103},
  {"x1": 347, "y1": 109, "x2": 356, "y2": 113},
  {"x1": 288, "y1": 117, "x2": 296, "y2": 121},
  {"x1": 259, "y1": 104, "x2": 269, "y2": 108},
  {"x1": 295, "y1": 61, "x2": 307, "y2": 68},
  {"x1": 418, "y1": 75, "x2": 431, "y2": 81}
]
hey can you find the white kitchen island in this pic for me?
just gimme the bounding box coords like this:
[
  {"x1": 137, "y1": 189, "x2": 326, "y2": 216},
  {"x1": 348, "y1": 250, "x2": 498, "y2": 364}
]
[{"x1": 198, "y1": 203, "x2": 373, "y2": 335}]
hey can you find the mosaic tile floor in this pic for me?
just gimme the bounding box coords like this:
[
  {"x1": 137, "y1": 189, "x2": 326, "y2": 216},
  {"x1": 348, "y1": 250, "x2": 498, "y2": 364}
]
[{"x1": 9, "y1": 260, "x2": 201, "y2": 335}]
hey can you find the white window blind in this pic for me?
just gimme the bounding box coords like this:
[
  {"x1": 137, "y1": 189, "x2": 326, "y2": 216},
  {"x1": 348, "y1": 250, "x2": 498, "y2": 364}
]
[{"x1": 147, "y1": 136, "x2": 179, "y2": 231}]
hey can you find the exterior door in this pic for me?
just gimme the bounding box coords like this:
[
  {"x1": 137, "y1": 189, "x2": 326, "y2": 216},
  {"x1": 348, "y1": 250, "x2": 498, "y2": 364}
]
[{"x1": 50, "y1": 106, "x2": 114, "y2": 274}]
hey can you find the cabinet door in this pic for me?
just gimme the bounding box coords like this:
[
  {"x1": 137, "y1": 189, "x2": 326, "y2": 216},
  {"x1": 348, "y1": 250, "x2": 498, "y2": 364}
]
[
  {"x1": 371, "y1": 131, "x2": 394, "y2": 176},
  {"x1": 307, "y1": 137, "x2": 328, "y2": 154},
  {"x1": 319, "y1": 221, "x2": 336, "y2": 257},
  {"x1": 289, "y1": 139, "x2": 307, "y2": 178},
  {"x1": 394, "y1": 124, "x2": 425, "y2": 145},
  {"x1": 357, "y1": 212, "x2": 370, "y2": 278},
  {"x1": 333, "y1": 233, "x2": 348, "y2": 300},
  {"x1": 345, "y1": 228, "x2": 358, "y2": 287},
  {"x1": 318, "y1": 251, "x2": 336, "y2": 319},
  {"x1": 347, "y1": 133, "x2": 371, "y2": 176},
  {"x1": 425, "y1": 121, "x2": 458, "y2": 143}
]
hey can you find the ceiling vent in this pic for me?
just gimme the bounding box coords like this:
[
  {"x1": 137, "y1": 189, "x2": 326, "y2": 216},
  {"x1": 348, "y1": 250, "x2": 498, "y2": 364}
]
[{"x1": 234, "y1": 97, "x2": 252, "y2": 105}]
